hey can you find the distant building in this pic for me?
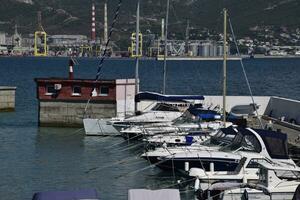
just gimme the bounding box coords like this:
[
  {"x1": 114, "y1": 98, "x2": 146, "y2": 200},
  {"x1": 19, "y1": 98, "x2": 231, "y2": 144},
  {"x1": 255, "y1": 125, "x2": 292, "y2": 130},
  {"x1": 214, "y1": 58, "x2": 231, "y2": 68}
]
[
  {"x1": 0, "y1": 32, "x2": 6, "y2": 45},
  {"x1": 49, "y1": 35, "x2": 89, "y2": 47},
  {"x1": 5, "y1": 36, "x2": 13, "y2": 46},
  {"x1": 198, "y1": 41, "x2": 227, "y2": 57},
  {"x1": 12, "y1": 25, "x2": 22, "y2": 47},
  {"x1": 21, "y1": 34, "x2": 34, "y2": 48},
  {"x1": 149, "y1": 39, "x2": 229, "y2": 57}
]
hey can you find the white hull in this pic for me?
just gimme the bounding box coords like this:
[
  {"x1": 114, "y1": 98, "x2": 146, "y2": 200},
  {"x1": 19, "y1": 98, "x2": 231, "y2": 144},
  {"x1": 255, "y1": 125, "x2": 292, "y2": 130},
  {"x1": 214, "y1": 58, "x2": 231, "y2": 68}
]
[
  {"x1": 83, "y1": 111, "x2": 182, "y2": 136},
  {"x1": 222, "y1": 190, "x2": 295, "y2": 200},
  {"x1": 146, "y1": 134, "x2": 210, "y2": 146}
]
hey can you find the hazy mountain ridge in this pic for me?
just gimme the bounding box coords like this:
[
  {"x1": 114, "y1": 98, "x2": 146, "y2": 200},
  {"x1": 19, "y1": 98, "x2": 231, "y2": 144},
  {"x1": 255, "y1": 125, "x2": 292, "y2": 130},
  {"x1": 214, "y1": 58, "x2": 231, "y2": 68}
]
[{"x1": 1, "y1": 0, "x2": 300, "y2": 48}]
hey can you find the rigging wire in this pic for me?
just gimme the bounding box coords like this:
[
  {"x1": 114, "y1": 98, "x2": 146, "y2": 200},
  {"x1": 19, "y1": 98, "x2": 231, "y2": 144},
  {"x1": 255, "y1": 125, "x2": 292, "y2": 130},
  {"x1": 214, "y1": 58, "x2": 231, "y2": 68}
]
[
  {"x1": 95, "y1": 0, "x2": 122, "y2": 81},
  {"x1": 83, "y1": 0, "x2": 123, "y2": 116},
  {"x1": 228, "y1": 16, "x2": 264, "y2": 129}
]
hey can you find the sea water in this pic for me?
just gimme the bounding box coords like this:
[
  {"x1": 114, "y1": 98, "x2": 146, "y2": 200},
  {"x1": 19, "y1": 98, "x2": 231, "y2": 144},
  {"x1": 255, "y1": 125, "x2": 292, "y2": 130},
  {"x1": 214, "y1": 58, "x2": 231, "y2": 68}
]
[{"x1": 0, "y1": 57, "x2": 299, "y2": 200}]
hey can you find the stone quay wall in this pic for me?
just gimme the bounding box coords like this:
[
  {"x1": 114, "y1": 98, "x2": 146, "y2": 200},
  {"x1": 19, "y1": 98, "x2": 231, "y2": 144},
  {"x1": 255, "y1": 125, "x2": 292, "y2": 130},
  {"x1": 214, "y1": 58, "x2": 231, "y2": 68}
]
[
  {"x1": 38, "y1": 100, "x2": 116, "y2": 127},
  {"x1": 0, "y1": 87, "x2": 16, "y2": 112}
]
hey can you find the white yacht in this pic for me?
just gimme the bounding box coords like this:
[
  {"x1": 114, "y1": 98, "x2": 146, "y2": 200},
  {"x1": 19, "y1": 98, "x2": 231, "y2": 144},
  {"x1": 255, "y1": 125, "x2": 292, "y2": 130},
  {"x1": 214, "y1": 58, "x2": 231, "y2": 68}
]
[
  {"x1": 141, "y1": 126, "x2": 238, "y2": 165},
  {"x1": 120, "y1": 104, "x2": 223, "y2": 139},
  {"x1": 197, "y1": 160, "x2": 300, "y2": 200},
  {"x1": 189, "y1": 151, "x2": 299, "y2": 193},
  {"x1": 156, "y1": 127, "x2": 296, "y2": 172},
  {"x1": 83, "y1": 92, "x2": 205, "y2": 136},
  {"x1": 144, "y1": 131, "x2": 210, "y2": 147},
  {"x1": 84, "y1": 103, "x2": 183, "y2": 136}
]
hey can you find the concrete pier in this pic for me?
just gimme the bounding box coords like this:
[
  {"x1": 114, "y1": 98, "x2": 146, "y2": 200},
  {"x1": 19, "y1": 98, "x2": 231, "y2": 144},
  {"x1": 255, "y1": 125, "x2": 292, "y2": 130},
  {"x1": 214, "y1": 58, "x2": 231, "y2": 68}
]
[{"x1": 0, "y1": 86, "x2": 16, "y2": 112}]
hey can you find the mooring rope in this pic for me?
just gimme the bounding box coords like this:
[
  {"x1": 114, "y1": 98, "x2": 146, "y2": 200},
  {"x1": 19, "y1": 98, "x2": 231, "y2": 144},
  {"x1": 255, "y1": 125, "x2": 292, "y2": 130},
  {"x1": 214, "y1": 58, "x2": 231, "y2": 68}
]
[
  {"x1": 104, "y1": 133, "x2": 143, "y2": 150},
  {"x1": 85, "y1": 155, "x2": 139, "y2": 174}
]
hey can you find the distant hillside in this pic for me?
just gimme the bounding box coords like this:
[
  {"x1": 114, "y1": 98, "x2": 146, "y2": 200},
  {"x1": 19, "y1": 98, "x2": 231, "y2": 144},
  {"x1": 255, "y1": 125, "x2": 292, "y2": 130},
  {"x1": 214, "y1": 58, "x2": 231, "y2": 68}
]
[{"x1": 1, "y1": 0, "x2": 300, "y2": 49}]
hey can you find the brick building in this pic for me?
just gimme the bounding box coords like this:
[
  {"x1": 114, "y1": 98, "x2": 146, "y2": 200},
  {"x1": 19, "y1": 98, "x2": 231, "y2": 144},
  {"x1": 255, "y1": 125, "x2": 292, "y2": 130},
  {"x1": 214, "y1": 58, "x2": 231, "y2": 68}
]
[{"x1": 35, "y1": 61, "x2": 136, "y2": 127}]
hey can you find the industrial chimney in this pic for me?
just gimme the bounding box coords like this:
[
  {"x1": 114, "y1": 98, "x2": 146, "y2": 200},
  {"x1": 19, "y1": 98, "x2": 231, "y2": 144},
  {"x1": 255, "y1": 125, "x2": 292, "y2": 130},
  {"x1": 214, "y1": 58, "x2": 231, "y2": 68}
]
[
  {"x1": 91, "y1": 2, "x2": 96, "y2": 41},
  {"x1": 104, "y1": 2, "x2": 108, "y2": 44},
  {"x1": 69, "y1": 59, "x2": 74, "y2": 79}
]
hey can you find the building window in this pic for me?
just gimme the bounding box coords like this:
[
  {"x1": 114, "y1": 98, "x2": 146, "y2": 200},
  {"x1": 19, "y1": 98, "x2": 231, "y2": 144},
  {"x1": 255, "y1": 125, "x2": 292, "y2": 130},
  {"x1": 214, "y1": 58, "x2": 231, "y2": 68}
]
[
  {"x1": 99, "y1": 86, "x2": 109, "y2": 96},
  {"x1": 72, "y1": 85, "x2": 81, "y2": 96},
  {"x1": 46, "y1": 84, "x2": 56, "y2": 95}
]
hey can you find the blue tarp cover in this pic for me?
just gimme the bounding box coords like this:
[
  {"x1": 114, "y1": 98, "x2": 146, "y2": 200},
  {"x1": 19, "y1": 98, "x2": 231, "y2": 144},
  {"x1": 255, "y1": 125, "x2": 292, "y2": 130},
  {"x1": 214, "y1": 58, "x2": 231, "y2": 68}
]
[
  {"x1": 32, "y1": 189, "x2": 99, "y2": 200},
  {"x1": 135, "y1": 92, "x2": 204, "y2": 102}
]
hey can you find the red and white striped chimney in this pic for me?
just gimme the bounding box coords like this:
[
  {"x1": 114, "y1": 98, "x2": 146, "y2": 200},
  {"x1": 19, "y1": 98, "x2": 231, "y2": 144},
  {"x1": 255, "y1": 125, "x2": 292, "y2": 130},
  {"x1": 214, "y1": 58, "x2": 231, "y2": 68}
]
[
  {"x1": 91, "y1": 3, "x2": 96, "y2": 41},
  {"x1": 69, "y1": 59, "x2": 74, "y2": 79}
]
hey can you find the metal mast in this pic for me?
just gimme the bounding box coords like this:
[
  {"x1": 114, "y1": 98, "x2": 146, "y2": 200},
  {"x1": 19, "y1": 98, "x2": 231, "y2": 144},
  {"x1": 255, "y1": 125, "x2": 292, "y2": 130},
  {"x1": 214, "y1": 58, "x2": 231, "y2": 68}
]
[
  {"x1": 37, "y1": 11, "x2": 44, "y2": 31},
  {"x1": 134, "y1": 0, "x2": 140, "y2": 112},
  {"x1": 185, "y1": 20, "x2": 190, "y2": 55},
  {"x1": 223, "y1": 8, "x2": 227, "y2": 126},
  {"x1": 162, "y1": 0, "x2": 170, "y2": 94}
]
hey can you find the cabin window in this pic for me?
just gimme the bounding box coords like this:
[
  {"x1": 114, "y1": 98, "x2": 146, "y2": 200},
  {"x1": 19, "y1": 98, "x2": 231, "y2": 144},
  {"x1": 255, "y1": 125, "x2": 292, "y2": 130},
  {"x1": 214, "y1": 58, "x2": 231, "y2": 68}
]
[
  {"x1": 99, "y1": 86, "x2": 109, "y2": 96},
  {"x1": 46, "y1": 84, "x2": 56, "y2": 95},
  {"x1": 246, "y1": 159, "x2": 260, "y2": 168},
  {"x1": 151, "y1": 103, "x2": 180, "y2": 112},
  {"x1": 258, "y1": 168, "x2": 268, "y2": 186},
  {"x1": 72, "y1": 86, "x2": 81, "y2": 96}
]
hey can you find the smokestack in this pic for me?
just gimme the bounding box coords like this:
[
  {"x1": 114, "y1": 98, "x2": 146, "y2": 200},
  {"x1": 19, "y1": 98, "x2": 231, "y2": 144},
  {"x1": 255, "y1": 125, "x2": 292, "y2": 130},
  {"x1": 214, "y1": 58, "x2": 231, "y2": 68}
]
[
  {"x1": 104, "y1": 2, "x2": 108, "y2": 43},
  {"x1": 91, "y1": 3, "x2": 96, "y2": 41},
  {"x1": 69, "y1": 59, "x2": 74, "y2": 79},
  {"x1": 161, "y1": 18, "x2": 165, "y2": 39}
]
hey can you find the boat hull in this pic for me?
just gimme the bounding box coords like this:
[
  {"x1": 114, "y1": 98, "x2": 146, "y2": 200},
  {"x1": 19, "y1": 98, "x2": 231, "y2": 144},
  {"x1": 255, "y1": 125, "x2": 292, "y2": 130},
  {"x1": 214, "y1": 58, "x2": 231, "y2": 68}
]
[{"x1": 157, "y1": 157, "x2": 239, "y2": 171}]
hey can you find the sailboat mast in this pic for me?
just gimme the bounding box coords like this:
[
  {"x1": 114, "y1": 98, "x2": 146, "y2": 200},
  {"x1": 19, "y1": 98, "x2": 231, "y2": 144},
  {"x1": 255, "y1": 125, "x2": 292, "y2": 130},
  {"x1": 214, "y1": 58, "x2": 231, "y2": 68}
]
[
  {"x1": 162, "y1": 0, "x2": 170, "y2": 94},
  {"x1": 134, "y1": 0, "x2": 140, "y2": 112},
  {"x1": 223, "y1": 8, "x2": 227, "y2": 126}
]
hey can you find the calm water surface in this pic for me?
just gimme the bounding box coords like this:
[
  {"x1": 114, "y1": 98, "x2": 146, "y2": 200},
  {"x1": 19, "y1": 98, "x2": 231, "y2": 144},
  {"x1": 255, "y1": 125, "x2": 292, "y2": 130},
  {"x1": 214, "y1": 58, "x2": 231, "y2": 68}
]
[{"x1": 0, "y1": 57, "x2": 299, "y2": 200}]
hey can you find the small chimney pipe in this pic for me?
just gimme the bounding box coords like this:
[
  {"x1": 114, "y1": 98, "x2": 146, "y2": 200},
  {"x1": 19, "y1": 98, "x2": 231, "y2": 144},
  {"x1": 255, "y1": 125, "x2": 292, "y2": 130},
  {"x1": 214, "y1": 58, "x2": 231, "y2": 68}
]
[{"x1": 69, "y1": 59, "x2": 74, "y2": 79}]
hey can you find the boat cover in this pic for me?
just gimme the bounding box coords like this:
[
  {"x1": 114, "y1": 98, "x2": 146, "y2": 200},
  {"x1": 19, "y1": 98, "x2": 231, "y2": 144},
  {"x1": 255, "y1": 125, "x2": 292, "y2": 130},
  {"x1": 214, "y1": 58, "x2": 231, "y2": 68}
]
[
  {"x1": 208, "y1": 182, "x2": 244, "y2": 190},
  {"x1": 229, "y1": 103, "x2": 259, "y2": 117},
  {"x1": 187, "y1": 106, "x2": 220, "y2": 120},
  {"x1": 32, "y1": 189, "x2": 99, "y2": 200},
  {"x1": 128, "y1": 189, "x2": 180, "y2": 200},
  {"x1": 253, "y1": 128, "x2": 289, "y2": 159},
  {"x1": 135, "y1": 91, "x2": 204, "y2": 102},
  {"x1": 293, "y1": 184, "x2": 300, "y2": 200},
  {"x1": 220, "y1": 126, "x2": 237, "y2": 136}
]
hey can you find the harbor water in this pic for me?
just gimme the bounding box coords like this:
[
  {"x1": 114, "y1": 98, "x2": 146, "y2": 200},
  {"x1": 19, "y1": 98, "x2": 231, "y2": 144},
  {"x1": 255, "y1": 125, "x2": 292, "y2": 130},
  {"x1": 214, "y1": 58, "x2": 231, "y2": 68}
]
[{"x1": 0, "y1": 57, "x2": 299, "y2": 200}]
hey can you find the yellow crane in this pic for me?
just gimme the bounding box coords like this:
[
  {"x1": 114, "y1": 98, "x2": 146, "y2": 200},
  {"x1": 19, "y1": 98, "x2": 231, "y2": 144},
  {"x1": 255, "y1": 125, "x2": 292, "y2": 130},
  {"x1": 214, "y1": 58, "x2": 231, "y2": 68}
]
[
  {"x1": 130, "y1": 32, "x2": 142, "y2": 57},
  {"x1": 34, "y1": 11, "x2": 48, "y2": 56}
]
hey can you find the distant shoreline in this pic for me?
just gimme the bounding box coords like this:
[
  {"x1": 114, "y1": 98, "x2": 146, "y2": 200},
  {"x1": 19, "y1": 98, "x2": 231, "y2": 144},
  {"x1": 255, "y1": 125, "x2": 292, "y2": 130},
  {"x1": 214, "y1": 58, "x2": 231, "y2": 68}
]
[{"x1": 1, "y1": 55, "x2": 300, "y2": 60}]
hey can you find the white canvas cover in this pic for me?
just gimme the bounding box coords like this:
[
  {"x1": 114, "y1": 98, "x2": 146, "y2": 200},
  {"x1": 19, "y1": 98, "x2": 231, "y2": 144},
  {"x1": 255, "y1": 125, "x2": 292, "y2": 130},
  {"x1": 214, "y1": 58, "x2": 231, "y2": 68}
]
[{"x1": 128, "y1": 189, "x2": 180, "y2": 200}]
